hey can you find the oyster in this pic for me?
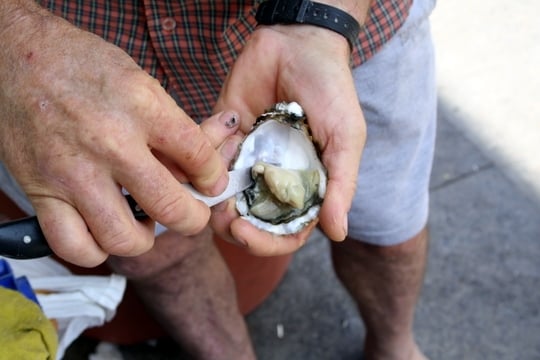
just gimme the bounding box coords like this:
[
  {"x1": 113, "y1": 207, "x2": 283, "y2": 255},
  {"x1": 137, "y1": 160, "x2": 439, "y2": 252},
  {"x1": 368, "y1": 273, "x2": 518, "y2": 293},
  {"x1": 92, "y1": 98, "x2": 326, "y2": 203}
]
[{"x1": 232, "y1": 102, "x2": 327, "y2": 235}]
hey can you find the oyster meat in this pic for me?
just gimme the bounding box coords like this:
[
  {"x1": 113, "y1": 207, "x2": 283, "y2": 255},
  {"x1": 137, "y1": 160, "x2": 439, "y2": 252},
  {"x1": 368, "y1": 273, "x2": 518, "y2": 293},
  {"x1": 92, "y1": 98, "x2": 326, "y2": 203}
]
[{"x1": 232, "y1": 102, "x2": 327, "y2": 235}]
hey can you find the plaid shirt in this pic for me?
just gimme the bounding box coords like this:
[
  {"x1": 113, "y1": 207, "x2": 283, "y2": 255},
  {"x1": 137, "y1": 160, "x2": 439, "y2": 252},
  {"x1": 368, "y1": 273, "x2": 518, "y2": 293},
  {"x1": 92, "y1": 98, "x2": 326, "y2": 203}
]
[{"x1": 37, "y1": 0, "x2": 412, "y2": 122}]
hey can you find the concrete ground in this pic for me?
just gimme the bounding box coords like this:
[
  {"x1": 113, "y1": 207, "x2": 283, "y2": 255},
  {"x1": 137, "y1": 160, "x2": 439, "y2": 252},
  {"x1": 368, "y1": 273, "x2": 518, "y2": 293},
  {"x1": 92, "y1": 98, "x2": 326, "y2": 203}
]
[{"x1": 16, "y1": 0, "x2": 540, "y2": 358}]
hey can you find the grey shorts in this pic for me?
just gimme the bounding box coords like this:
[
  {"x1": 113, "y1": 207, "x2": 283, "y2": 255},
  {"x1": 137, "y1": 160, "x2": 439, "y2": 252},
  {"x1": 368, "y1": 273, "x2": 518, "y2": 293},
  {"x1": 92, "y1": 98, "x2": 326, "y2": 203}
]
[
  {"x1": 348, "y1": 0, "x2": 437, "y2": 246},
  {"x1": 1, "y1": 0, "x2": 437, "y2": 247}
]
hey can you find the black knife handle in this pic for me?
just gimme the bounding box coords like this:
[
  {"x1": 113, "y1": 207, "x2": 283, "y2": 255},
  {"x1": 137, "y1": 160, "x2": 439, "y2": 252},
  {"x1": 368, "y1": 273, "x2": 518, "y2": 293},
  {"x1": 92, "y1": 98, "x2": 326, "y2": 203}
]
[
  {"x1": 0, "y1": 216, "x2": 52, "y2": 259},
  {"x1": 0, "y1": 194, "x2": 149, "y2": 260}
]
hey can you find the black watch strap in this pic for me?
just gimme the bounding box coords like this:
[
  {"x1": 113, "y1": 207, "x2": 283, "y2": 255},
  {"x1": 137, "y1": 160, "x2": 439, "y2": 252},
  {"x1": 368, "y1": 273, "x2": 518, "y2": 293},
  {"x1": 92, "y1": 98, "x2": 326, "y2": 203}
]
[{"x1": 255, "y1": 0, "x2": 361, "y2": 49}]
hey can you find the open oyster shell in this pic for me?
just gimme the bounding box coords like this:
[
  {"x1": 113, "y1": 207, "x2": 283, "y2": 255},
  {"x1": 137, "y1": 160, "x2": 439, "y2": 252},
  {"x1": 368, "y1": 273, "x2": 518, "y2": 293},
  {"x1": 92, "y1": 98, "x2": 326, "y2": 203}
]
[{"x1": 232, "y1": 102, "x2": 327, "y2": 235}]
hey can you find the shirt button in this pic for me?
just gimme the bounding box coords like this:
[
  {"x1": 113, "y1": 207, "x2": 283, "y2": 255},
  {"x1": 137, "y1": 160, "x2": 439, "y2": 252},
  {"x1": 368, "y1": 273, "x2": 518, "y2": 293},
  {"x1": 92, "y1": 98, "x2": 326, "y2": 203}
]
[{"x1": 161, "y1": 17, "x2": 177, "y2": 31}]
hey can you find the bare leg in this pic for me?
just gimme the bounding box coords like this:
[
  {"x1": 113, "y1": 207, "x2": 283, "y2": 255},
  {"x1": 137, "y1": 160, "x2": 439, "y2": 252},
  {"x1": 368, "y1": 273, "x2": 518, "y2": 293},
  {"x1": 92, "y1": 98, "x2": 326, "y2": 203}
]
[
  {"x1": 107, "y1": 227, "x2": 255, "y2": 360},
  {"x1": 331, "y1": 227, "x2": 429, "y2": 360}
]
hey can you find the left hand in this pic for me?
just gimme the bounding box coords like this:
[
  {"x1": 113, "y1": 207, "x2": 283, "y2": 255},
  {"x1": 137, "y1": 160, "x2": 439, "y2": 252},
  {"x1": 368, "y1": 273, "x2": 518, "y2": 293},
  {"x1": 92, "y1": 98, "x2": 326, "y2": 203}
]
[{"x1": 212, "y1": 24, "x2": 366, "y2": 256}]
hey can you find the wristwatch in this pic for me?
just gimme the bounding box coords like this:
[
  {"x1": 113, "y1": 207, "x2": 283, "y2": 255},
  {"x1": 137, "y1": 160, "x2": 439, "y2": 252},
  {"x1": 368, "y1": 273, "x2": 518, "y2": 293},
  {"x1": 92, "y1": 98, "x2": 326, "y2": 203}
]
[{"x1": 255, "y1": 0, "x2": 361, "y2": 49}]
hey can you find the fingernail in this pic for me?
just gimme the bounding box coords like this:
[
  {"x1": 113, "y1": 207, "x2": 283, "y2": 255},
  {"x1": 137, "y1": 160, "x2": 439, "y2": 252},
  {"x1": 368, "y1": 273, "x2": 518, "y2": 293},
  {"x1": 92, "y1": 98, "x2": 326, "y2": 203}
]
[
  {"x1": 342, "y1": 216, "x2": 349, "y2": 239},
  {"x1": 224, "y1": 112, "x2": 239, "y2": 128}
]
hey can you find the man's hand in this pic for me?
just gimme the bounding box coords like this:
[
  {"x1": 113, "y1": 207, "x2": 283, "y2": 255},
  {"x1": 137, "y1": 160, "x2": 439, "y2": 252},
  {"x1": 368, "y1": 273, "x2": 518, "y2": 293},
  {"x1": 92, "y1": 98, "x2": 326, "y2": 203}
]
[
  {"x1": 213, "y1": 23, "x2": 367, "y2": 256},
  {"x1": 0, "y1": 2, "x2": 233, "y2": 266}
]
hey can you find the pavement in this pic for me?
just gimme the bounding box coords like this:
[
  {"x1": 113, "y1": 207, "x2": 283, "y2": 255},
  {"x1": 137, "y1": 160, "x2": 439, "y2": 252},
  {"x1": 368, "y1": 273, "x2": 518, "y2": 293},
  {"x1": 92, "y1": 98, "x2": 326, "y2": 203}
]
[{"x1": 11, "y1": 0, "x2": 540, "y2": 359}]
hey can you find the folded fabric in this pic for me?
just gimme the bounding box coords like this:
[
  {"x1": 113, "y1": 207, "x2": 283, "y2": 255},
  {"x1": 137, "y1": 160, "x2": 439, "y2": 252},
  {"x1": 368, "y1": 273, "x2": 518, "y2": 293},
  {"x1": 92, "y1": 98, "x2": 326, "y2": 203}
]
[
  {"x1": 2, "y1": 256, "x2": 126, "y2": 359},
  {"x1": 0, "y1": 287, "x2": 58, "y2": 360}
]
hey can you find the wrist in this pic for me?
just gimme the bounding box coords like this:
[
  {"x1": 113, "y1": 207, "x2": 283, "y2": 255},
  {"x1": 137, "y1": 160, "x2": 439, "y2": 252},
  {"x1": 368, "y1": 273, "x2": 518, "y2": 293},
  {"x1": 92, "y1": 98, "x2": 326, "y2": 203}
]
[{"x1": 256, "y1": 0, "x2": 365, "y2": 50}]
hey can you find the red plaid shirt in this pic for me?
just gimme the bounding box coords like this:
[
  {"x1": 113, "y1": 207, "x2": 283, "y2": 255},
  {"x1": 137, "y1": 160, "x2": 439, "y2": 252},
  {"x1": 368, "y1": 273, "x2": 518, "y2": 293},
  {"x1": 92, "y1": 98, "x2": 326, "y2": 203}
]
[{"x1": 37, "y1": 0, "x2": 412, "y2": 122}]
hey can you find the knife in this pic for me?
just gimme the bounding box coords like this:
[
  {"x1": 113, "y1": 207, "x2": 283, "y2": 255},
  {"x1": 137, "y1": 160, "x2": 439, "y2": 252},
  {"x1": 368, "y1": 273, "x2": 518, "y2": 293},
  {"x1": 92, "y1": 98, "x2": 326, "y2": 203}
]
[{"x1": 0, "y1": 168, "x2": 253, "y2": 260}]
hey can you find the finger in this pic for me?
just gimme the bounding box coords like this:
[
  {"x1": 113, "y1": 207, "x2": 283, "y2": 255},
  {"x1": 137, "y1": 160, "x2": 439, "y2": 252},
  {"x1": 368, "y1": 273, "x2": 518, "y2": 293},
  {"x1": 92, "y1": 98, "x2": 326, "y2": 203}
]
[
  {"x1": 213, "y1": 46, "x2": 279, "y2": 133},
  {"x1": 318, "y1": 133, "x2": 362, "y2": 242},
  {"x1": 208, "y1": 132, "x2": 245, "y2": 242},
  {"x1": 72, "y1": 179, "x2": 156, "y2": 256},
  {"x1": 210, "y1": 197, "x2": 238, "y2": 244},
  {"x1": 147, "y1": 94, "x2": 228, "y2": 195},
  {"x1": 319, "y1": 181, "x2": 353, "y2": 241},
  {"x1": 230, "y1": 218, "x2": 317, "y2": 256},
  {"x1": 153, "y1": 111, "x2": 241, "y2": 182},
  {"x1": 300, "y1": 84, "x2": 365, "y2": 241},
  {"x1": 199, "y1": 110, "x2": 240, "y2": 148},
  {"x1": 319, "y1": 110, "x2": 365, "y2": 241},
  {"x1": 319, "y1": 128, "x2": 364, "y2": 241},
  {"x1": 214, "y1": 88, "x2": 264, "y2": 134},
  {"x1": 200, "y1": 110, "x2": 244, "y2": 170},
  {"x1": 116, "y1": 149, "x2": 212, "y2": 236},
  {"x1": 34, "y1": 199, "x2": 108, "y2": 267},
  {"x1": 217, "y1": 134, "x2": 244, "y2": 168}
]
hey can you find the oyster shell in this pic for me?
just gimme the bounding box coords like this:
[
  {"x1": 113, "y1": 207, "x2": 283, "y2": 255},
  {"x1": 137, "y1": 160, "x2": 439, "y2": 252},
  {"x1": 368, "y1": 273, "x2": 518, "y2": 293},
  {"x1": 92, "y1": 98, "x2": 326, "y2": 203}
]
[{"x1": 232, "y1": 102, "x2": 327, "y2": 235}]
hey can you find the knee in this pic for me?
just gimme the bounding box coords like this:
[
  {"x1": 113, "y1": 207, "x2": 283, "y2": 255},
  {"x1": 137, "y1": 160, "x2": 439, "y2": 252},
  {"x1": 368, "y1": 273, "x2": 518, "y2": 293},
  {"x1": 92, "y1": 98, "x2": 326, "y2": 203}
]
[
  {"x1": 332, "y1": 227, "x2": 429, "y2": 263},
  {"x1": 107, "y1": 254, "x2": 161, "y2": 280},
  {"x1": 107, "y1": 228, "x2": 211, "y2": 280}
]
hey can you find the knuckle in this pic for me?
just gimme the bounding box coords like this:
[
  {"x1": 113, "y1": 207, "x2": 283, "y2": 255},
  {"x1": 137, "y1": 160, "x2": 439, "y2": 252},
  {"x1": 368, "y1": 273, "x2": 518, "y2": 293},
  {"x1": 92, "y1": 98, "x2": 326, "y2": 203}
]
[
  {"x1": 57, "y1": 244, "x2": 108, "y2": 267},
  {"x1": 40, "y1": 216, "x2": 109, "y2": 267},
  {"x1": 146, "y1": 193, "x2": 208, "y2": 233},
  {"x1": 130, "y1": 80, "x2": 161, "y2": 113},
  {"x1": 126, "y1": 76, "x2": 169, "y2": 125},
  {"x1": 99, "y1": 227, "x2": 152, "y2": 256},
  {"x1": 147, "y1": 194, "x2": 184, "y2": 224},
  {"x1": 51, "y1": 237, "x2": 108, "y2": 267}
]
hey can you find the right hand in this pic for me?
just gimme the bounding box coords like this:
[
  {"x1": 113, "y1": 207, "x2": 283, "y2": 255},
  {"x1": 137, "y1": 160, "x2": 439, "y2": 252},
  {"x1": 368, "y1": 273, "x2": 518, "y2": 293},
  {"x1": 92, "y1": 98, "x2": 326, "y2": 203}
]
[
  {"x1": 0, "y1": 3, "x2": 230, "y2": 266},
  {"x1": 212, "y1": 23, "x2": 365, "y2": 256}
]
